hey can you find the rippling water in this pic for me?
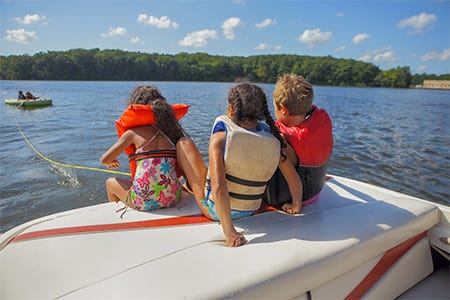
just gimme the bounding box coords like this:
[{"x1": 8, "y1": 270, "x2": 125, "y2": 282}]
[{"x1": 1, "y1": 81, "x2": 449, "y2": 232}]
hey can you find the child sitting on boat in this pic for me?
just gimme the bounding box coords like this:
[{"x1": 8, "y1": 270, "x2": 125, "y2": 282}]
[
  {"x1": 265, "y1": 74, "x2": 333, "y2": 208},
  {"x1": 100, "y1": 85, "x2": 187, "y2": 211},
  {"x1": 176, "y1": 82, "x2": 302, "y2": 247}
]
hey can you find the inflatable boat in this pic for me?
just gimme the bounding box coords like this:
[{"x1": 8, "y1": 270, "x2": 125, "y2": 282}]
[
  {"x1": 0, "y1": 175, "x2": 448, "y2": 299},
  {"x1": 4, "y1": 98, "x2": 52, "y2": 107}
]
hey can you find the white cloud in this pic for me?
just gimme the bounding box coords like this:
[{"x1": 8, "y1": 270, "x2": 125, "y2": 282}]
[
  {"x1": 353, "y1": 33, "x2": 371, "y2": 45},
  {"x1": 417, "y1": 65, "x2": 427, "y2": 72},
  {"x1": 358, "y1": 54, "x2": 372, "y2": 62},
  {"x1": 374, "y1": 51, "x2": 398, "y2": 62},
  {"x1": 335, "y1": 45, "x2": 346, "y2": 53},
  {"x1": 255, "y1": 43, "x2": 281, "y2": 51},
  {"x1": 359, "y1": 46, "x2": 399, "y2": 63},
  {"x1": 256, "y1": 43, "x2": 269, "y2": 50},
  {"x1": 14, "y1": 14, "x2": 47, "y2": 25},
  {"x1": 336, "y1": 12, "x2": 344, "y2": 17},
  {"x1": 137, "y1": 14, "x2": 178, "y2": 29},
  {"x1": 222, "y1": 17, "x2": 243, "y2": 40},
  {"x1": 102, "y1": 27, "x2": 127, "y2": 38},
  {"x1": 421, "y1": 48, "x2": 450, "y2": 61},
  {"x1": 178, "y1": 29, "x2": 217, "y2": 48},
  {"x1": 5, "y1": 28, "x2": 37, "y2": 44},
  {"x1": 398, "y1": 12, "x2": 437, "y2": 34},
  {"x1": 255, "y1": 18, "x2": 276, "y2": 29},
  {"x1": 130, "y1": 37, "x2": 142, "y2": 44},
  {"x1": 298, "y1": 29, "x2": 332, "y2": 47}
]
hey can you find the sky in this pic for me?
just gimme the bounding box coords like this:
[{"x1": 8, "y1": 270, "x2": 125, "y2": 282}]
[{"x1": 1, "y1": 0, "x2": 449, "y2": 75}]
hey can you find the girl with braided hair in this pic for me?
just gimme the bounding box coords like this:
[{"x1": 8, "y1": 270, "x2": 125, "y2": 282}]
[
  {"x1": 177, "y1": 82, "x2": 302, "y2": 247},
  {"x1": 101, "y1": 85, "x2": 187, "y2": 211}
]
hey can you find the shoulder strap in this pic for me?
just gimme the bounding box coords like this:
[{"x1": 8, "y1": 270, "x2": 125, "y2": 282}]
[
  {"x1": 158, "y1": 129, "x2": 176, "y2": 148},
  {"x1": 138, "y1": 125, "x2": 161, "y2": 149}
]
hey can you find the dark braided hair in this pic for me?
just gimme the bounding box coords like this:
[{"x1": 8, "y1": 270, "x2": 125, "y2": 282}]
[
  {"x1": 228, "y1": 83, "x2": 287, "y2": 157},
  {"x1": 128, "y1": 84, "x2": 166, "y2": 105},
  {"x1": 228, "y1": 83, "x2": 261, "y2": 124},
  {"x1": 128, "y1": 85, "x2": 185, "y2": 145},
  {"x1": 260, "y1": 94, "x2": 287, "y2": 150}
]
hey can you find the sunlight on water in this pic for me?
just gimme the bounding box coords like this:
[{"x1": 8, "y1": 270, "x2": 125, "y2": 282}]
[
  {"x1": 49, "y1": 165, "x2": 81, "y2": 187},
  {"x1": 0, "y1": 81, "x2": 448, "y2": 233}
]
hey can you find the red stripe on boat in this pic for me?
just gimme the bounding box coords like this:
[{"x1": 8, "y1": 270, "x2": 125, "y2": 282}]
[
  {"x1": 344, "y1": 231, "x2": 427, "y2": 300},
  {"x1": 10, "y1": 214, "x2": 213, "y2": 244}
]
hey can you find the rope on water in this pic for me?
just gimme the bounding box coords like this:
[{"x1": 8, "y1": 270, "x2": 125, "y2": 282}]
[{"x1": 13, "y1": 114, "x2": 131, "y2": 177}]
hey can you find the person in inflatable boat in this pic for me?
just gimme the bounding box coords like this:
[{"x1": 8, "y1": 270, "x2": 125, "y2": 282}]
[
  {"x1": 265, "y1": 74, "x2": 333, "y2": 208},
  {"x1": 100, "y1": 85, "x2": 188, "y2": 211},
  {"x1": 177, "y1": 82, "x2": 302, "y2": 247},
  {"x1": 18, "y1": 91, "x2": 25, "y2": 99}
]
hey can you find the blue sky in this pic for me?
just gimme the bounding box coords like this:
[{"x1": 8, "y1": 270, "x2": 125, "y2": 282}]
[{"x1": 1, "y1": 0, "x2": 449, "y2": 75}]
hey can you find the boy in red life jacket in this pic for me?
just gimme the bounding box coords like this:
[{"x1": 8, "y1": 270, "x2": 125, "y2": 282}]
[{"x1": 264, "y1": 74, "x2": 333, "y2": 209}]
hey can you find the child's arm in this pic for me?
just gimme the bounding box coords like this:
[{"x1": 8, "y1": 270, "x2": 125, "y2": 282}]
[
  {"x1": 100, "y1": 131, "x2": 134, "y2": 170},
  {"x1": 283, "y1": 142, "x2": 299, "y2": 166},
  {"x1": 209, "y1": 132, "x2": 247, "y2": 247},
  {"x1": 278, "y1": 155, "x2": 303, "y2": 214}
]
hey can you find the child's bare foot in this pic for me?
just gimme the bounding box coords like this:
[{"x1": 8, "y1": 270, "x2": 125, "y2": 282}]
[
  {"x1": 281, "y1": 201, "x2": 302, "y2": 214},
  {"x1": 182, "y1": 182, "x2": 194, "y2": 195}
]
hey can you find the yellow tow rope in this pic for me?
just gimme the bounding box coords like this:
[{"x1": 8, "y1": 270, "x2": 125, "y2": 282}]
[{"x1": 14, "y1": 116, "x2": 131, "y2": 177}]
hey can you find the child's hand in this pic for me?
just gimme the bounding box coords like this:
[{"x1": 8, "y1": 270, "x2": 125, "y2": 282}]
[
  {"x1": 227, "y1": 232, "x2": 247, "y2": 247},
  {"x1": 282, "y1": 200, "x2": 302, "y2": 214},
  {"x1": 106, "y1": 159, "x2": 120, "y2": 170}
]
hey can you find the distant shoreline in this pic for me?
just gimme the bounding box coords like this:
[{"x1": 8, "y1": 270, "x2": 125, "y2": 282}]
[{"x1": 1, "y1": 49, "x2": 449, "y2": 88}]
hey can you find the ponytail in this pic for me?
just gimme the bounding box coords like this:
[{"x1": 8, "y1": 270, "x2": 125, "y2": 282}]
[{"x1": 151, "y1": 99, "x2": 185, "y2": 145}]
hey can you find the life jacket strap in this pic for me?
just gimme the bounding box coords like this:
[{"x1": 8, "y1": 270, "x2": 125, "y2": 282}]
[
  {"x1": 225, "y1": 173, "x2": 267, "y2": 187},
  {"x1": 228, "y1": 191, "x2": 265, "y2": 200},
  {"x1": 226, "y1": 173, "x2": 267, "y2": 201}
]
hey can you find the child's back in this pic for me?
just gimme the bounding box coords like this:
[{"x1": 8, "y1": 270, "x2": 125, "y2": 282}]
[{"x1": 269, "y1": 74, "x2": 333, "y2": 204}]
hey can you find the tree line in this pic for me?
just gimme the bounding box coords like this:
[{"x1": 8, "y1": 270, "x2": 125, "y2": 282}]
[{"x1": 1, "y1": 48, "x2": 448, "y2": 88}]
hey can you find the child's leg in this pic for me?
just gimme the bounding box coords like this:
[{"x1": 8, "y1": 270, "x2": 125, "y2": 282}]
[
  {"x1": 176, "y1": 138, "x2": 211, "y2": 216},
  {"x1": 105, "y1": 177, "x2": 132, "y2": 202}
]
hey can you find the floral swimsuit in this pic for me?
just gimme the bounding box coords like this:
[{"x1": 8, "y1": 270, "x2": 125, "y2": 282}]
[{"x1": 127, "y1": 130, "x2": 182, "y2": 211}]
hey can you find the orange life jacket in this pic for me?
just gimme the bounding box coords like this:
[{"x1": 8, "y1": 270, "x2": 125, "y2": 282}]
[{"x1": 115, "y1": 103, "x2": 190, "y2": 179}]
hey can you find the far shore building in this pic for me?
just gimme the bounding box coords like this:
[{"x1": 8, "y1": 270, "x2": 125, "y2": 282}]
[{"x1": 422, "y1": 80, "x2": 450, "y2": 90}]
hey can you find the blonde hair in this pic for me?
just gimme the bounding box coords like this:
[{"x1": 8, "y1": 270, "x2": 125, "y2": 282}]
[{"x1": 273, "y1": 74, "x2": 314, "y2": 116}]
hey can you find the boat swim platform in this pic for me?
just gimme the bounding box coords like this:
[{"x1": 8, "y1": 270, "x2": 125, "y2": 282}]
[{"x1": 0, "y1": 175, "x2": 443, "y2": 299}]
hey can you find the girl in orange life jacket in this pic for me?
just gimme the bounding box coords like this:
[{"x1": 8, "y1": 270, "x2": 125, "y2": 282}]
[
  {"x1": 266, "y1": 74, "x2": 333, "y2": 208},
  {"x1": 176, "y1": 82, "x2": 303, "y2": 247},
  {"x1": 100, "y1": 85, "x2": 186, "y2": 211}
]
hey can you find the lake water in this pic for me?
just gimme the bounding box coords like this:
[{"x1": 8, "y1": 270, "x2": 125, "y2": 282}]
[{"x1": 1, "y1": 81, "x2": 449, "y2": 233}]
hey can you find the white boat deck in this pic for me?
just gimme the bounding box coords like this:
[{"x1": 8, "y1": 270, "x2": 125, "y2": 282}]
[{"x1": 0, "y1": 175, "x2": 445, "y2": 299}]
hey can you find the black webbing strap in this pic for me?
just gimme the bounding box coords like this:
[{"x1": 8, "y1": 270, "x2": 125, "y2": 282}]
[
  {"x1": 228, "y1": 192, "x2": 265, "y2": 200},
  {"x1": 225, "y1": 173, "x2": 267, "y2": 187},
  {"x1": 226, "y1": 173, "x2": 267, "y2": 200}
]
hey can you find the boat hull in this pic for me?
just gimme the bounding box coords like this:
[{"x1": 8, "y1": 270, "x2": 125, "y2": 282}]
[
  {"x1": 4, "y1": 98, "x2": 52, "y2": 107},
  {"x1": 0, "y1": 175, "x2": 447, "y2": 299}
]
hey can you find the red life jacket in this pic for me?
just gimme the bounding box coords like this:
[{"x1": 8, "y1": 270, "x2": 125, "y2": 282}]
[
  {"x1": 115, "y1": 103, "x2": 190, "y2": 179},
  {"x1": 276, "y1": 105, "x2": 333, "y2": 167},
  {"x1": 270, "y1": 106, "x2": 333, "y2": 202}
]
